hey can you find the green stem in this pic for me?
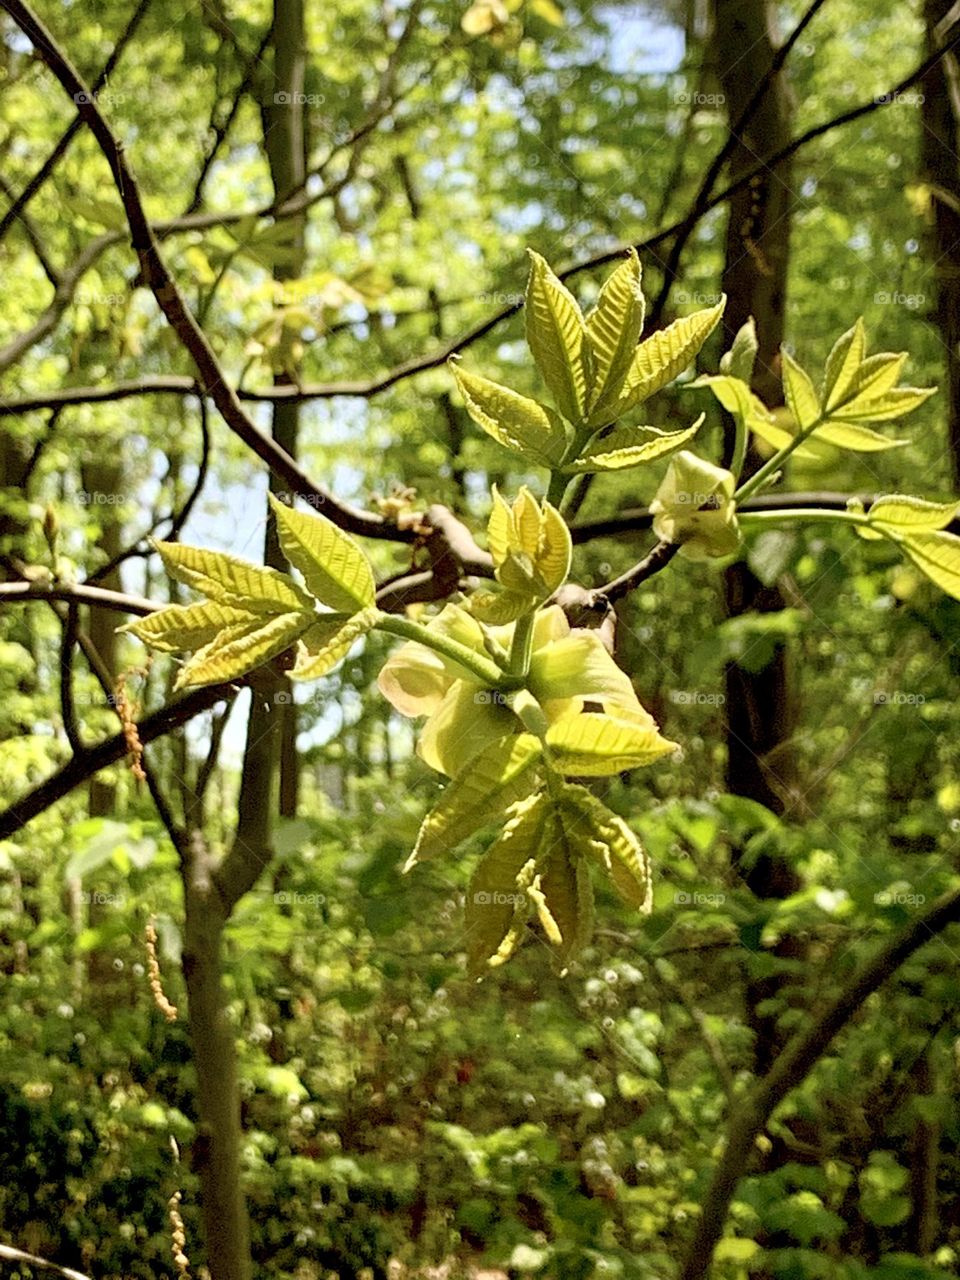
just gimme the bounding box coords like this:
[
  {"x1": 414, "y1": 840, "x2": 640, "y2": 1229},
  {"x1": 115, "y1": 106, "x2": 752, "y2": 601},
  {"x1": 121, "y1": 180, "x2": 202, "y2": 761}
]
[
  {"x1": 730, "y1": 410, "x2": 748, "y2": 482},
  {"x1": 373, "y1": 612, "x2": 510, "y2": 688},
  {"x1": 508, "y1": 610, "x2": 536, "y2": 677},
  {"x1": 734, "y1": 411, "x2": 826, "y2": 504},
  {"x1": 738, "y1": 508, "x2": 868, "y2": 527}
]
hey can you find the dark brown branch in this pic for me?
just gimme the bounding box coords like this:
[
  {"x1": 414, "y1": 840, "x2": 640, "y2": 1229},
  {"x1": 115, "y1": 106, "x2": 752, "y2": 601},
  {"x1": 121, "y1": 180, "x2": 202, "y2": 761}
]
[
  {"x1": 595, "y1": 540, "x2": 680, "y2": 602},
  {"x1": 678, "y1": 882, "x2": 960, "y2": 1280}
]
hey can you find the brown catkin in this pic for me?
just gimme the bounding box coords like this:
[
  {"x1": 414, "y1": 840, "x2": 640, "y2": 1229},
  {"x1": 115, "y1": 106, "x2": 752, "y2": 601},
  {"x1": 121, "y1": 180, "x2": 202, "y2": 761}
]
[
  {"x1": 145, "y1": 917, "x2": 178, "y2": 1022},
  {"x1": 168, "y1": 1191, "x2": 192, "y2": 1278},
  {"x1": 114, "y1": 661, "x2": 150, "y2": 782}
]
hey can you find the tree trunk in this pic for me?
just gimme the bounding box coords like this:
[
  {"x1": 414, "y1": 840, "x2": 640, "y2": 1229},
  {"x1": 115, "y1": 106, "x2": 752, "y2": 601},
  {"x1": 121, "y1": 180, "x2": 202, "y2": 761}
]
[
  {"x1": 181, "y1": 833, "x2": 251, "y2": 1280},
  {"x1": 920, "y1": 0, "x2": 960, "y2": 490},
  {"x1": 714, "y1": 0, "x2": 801, "y2": 1074}
]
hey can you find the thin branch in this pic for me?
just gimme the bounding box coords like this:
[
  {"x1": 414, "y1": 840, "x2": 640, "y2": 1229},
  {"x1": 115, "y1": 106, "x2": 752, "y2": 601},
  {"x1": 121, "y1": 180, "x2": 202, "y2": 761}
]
[
  {"x1": 187, "y1": 19, "x2": 274, "y2": 214},
  {"x1": 678, "y1": 883, "x2": 960, "y2": 1280},
  {"x1": 0, "y1": 172, "x2": 60, "y2": 285},
  {"x1": 59, "y1": 602, "x2": 83, "y2": 754},
  {"x1": 0, "y1": 579, "x2": 158, "y2": 615},
  {"x1": 594, "y1": 540, "x2": 680, "y2": 603},
  {"x1": 0, "y1": 1243, "x2": 91, "y2": 1280}
]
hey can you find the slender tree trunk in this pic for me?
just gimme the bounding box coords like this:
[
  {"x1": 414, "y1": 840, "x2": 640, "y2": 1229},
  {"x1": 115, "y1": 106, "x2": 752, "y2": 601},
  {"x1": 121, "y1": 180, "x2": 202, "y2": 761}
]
[
  {"x1": 181, "y1": 834, "x2": 251, "y2": 1280},
  {"x1": 920, "y1": 0, "x2": 960, "y2": 490},
  {"x1": 714, "y1": 0, "x2": 801, "y2": 1073},
  {"x1": 237, "y1": 0, "x2": 307, "y2": 835}
]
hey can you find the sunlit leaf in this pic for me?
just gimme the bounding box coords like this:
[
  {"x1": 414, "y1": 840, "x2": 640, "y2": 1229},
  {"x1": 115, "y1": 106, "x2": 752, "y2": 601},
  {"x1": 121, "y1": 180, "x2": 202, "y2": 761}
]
[
  {"x1": 153, "y1": 541, "x2": 312, "y2": 614},
  {"x1": 781, "y1": 350, "x2": 820, "y2": 431},
  {"x1": 821, "y1": 317, "x2": 865, "y2": 411},
  {"x1": 269, "y1": 495, "x2": 375, "y2": 613},
  {"x1": 175, "y1": 610, "x2": 312, "y2": 689},
  {"x1": 898, "y1": 530, "x2": 960, "y2": 601},
  {"x1": 291, "y1": 608, "x2": 379, "y2": 680},
  {"x1": 564, "y1": 417, "x2": 702, "y2": 472},
  {"x1": 546, "y1": 712, "x2": 678, "y2": 775},
  {"x1": 466, "y1": 791, "x2": 548, "y2": 975},
  {"x1": 561, "y1": 784, "x2": 652, "y2": 911},
  {"x1": 451, "y1": 363, "x2": 569, "y2": 466},
  {"x1": 585, "y1": 248, "x2": 645, "y2": 416},
  {"x1": 121, "y1": 601, "x2": 256, "y2": 653},
  {"x1": 407, "y1": 733, "x2": 543, "y2": 869},
  {"x1": 524, "y1": 249, "x2": 590, "y2": 424},
  {"x1": 596, "y1": 298, "x2": 724, "y2": 426}
]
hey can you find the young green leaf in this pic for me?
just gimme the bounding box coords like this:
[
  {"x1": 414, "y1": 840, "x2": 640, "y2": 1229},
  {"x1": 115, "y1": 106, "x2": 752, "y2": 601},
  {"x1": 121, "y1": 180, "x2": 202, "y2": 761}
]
[
  {"x1": 563, "y1": 417, "x2": 703, "y2": 472},
  {"x1": 719, "y1": 317, "x2": 758, "y2": 384},
  {"x1": 814, "y1": 422, "x2": 908, "y2": 452},
  {"x1": 561, "y1": 784, "x2": 653, "y2": 911},
  {"x1": 584, "y1": 248, "x2": 645, "y2": 416},
  {"x1": 524, "y1": 249, "x2": 590, "y2": 424},
  {"x1": 593, "y1": 298, "x2": 725, "y2": 426},
  {"x1": 269, "y1": 495, "x2": 375, "y2": 613},
  {"x1": 291, "y1": 608, "x2": 379, "y2": 681},
  {"x1": 899, "y1": 530, "x2": 960, "y2": 601},
  {"x1": 535, "y1": 826, "x2": 594, "y2": 963},
  {"x1": 451, "y1": 363, "x2": 569, "y2": 466},
  {"x1": 781, "y1": 350, "x2": 820, "y2": 431},
  {"x1": 153, "y1": 541, "x2": 313, "y2": 614},
  {"x1": 174, "y1": 610, "x2": 312, "y2": 689},
  {"x1": 821, "y1": 317, "x2": 865, "y2": 411},
  {"x1": 826, "y1": 386, "x2": 935, "y2": 424},
  {"x1": 867, "y1": 494, "x2": 959, "y2": 531},
  {"x1": 121, "y1": 601, "x2": 256, "y2": 653},
  {"x1": 406, "y1": 733, "x2": 543, "y2": 870},
  {"x1": 545, "y1": 712, "x2": 678, "y2": 775},
  {"x1": 466, "y1": 791, "x2": 548, "y2": 975}
]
